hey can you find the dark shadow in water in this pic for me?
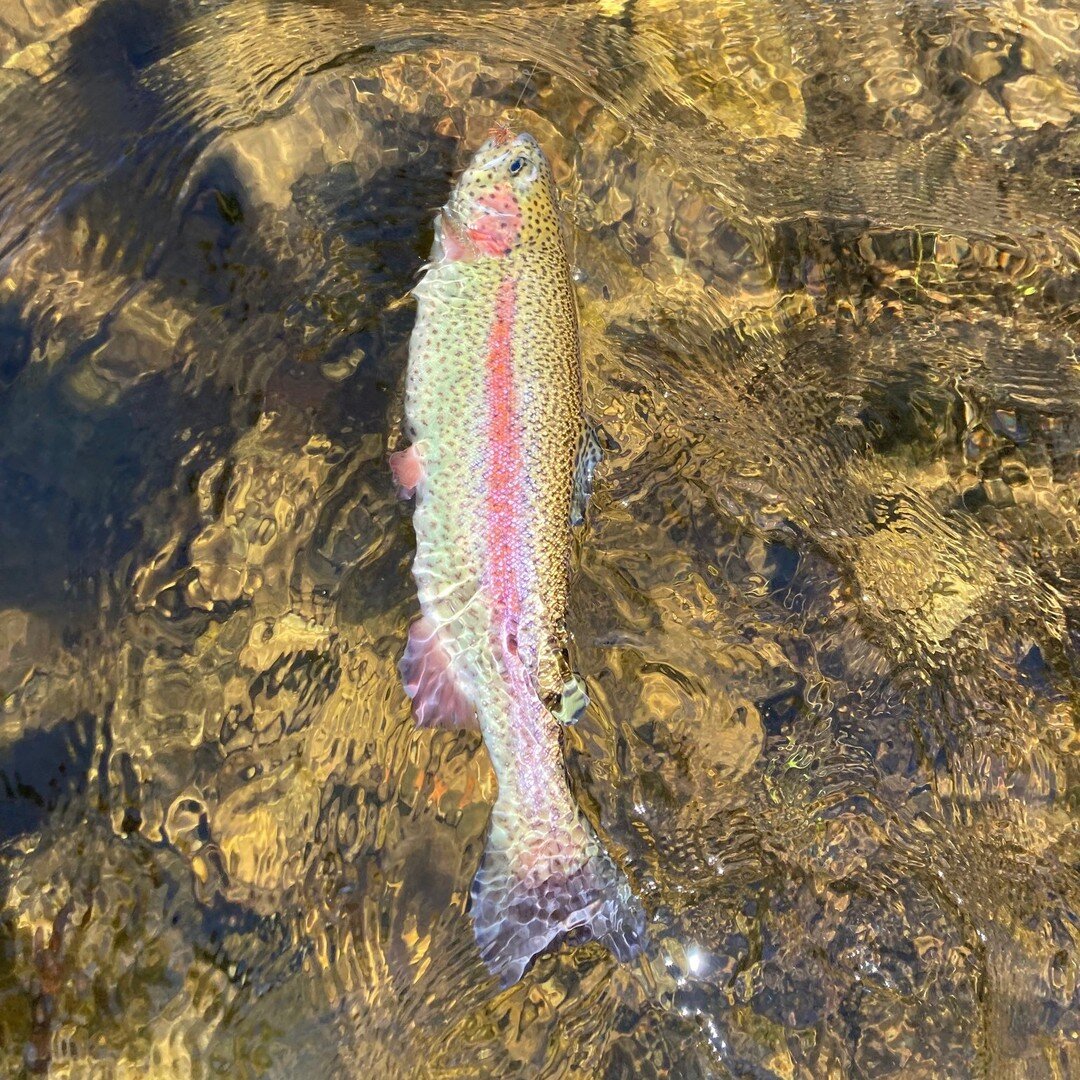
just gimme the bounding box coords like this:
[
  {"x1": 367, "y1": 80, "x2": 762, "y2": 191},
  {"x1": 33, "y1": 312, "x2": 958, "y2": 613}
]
[
  {"x1": 1, "y1": 2, "x2": 471, "y2": 1033},
  {"x1": 0, "y1": 0, "x2": 207, "y2": 261},
  {"x1": 0, "y1": 370, "x2": 233, "y2": 611},
  {"x1": 0, "y1": 302, "x2": 32, "y2": 391},
  {"x1": 0, "y1": 714, "x2": 95, "y2": 847},
  {"x1": 0, "y1": 45, "x2": 455, "y2": 618},
  {"x1": 0, "y1": 0, "x2": 466, "y2": 623},
  {"x1": 286, "y1": 137, "x2": 457, "y2": 432},
  {"x1": 0, "y1": 0, "x2": 239, "y2": 614}
]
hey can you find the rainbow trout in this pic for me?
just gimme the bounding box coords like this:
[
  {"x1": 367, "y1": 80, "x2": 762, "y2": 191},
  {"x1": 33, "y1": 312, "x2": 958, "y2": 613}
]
[{"x1": 392, "y1": 126, "x2": 645, "y2": 985}]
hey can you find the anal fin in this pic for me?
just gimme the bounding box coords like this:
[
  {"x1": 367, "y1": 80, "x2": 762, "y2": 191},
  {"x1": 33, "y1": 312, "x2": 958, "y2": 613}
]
[{"x1": 400, "y1": 617, "x2": 478, "y2": 730}]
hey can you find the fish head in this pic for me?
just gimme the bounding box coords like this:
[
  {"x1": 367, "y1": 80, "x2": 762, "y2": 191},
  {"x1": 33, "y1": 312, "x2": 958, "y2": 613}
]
[{"x1": 440, "y1": 129, "x2": 561, "y2": 260}]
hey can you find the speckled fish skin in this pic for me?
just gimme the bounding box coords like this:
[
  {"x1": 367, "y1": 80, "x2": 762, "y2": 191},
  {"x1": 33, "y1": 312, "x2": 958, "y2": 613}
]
[{"x1": 395, "y1": 127, "x2": 645, "y2": 986}]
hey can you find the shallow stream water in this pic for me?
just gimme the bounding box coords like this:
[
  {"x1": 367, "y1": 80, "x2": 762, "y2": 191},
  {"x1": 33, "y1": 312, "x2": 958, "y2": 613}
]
[{"x1": 0, "y1": 0, "x2": 1079, "y2": 1076}]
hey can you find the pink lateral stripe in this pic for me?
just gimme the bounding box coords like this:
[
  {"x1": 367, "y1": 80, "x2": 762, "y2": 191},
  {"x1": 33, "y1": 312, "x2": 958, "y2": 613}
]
[{"x1": 484, "y1": 277, "x2": 523, "y2": 662}]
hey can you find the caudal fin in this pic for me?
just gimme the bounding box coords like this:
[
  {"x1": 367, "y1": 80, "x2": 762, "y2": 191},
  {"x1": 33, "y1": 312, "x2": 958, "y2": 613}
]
[{"x1": 469, "y1": 810, "x2": 646, "y2": 987}]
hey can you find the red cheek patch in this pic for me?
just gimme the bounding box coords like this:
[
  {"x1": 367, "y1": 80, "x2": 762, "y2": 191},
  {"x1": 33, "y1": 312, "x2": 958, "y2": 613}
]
[{"x1": 467, "y1": 184, "x2": 522, "y2": 257}]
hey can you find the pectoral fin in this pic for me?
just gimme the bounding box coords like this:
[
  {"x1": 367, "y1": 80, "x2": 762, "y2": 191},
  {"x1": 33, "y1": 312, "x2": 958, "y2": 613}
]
[{"x1": 390, "y1": 445, "x2": 424, "y2": 499}]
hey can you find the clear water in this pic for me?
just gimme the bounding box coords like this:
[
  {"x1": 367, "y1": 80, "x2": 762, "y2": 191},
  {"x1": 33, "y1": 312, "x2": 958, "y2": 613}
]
[{"x1": 1, "y1": 0, "x2": 1078, "y2": 1075}]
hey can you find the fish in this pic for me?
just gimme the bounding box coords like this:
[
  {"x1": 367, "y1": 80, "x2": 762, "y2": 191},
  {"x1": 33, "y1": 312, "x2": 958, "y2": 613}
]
[{"x1": 392, "y1": 124, "x2": 646, "y2": 986}]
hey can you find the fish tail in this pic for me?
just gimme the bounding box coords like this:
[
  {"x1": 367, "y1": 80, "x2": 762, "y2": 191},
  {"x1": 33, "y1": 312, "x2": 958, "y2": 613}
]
[{"x1": 470, "y1": 803, "x2": 646, "y2": 986}]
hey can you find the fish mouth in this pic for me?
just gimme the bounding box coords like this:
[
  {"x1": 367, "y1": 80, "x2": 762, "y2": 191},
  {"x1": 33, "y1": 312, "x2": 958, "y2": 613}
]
[{"x1": 472, "y1": 129, "x2": 539, "y2": 164}]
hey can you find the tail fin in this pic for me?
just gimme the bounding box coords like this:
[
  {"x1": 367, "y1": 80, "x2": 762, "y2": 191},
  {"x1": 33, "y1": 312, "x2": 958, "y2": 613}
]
[{"x1": 469, "y1": 809, "x2": 646, "y2": 987}]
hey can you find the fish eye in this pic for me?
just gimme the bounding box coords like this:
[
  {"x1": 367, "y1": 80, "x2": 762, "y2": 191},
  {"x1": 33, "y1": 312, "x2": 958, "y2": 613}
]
[{"x1": 508, "y1": 156, "x2": 527, "y2": 175}]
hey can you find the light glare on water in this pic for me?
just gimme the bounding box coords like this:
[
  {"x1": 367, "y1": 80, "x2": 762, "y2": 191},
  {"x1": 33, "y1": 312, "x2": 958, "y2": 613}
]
[{"x1": 0, "y1": 0, "x2": 1078, "y2": 1076}]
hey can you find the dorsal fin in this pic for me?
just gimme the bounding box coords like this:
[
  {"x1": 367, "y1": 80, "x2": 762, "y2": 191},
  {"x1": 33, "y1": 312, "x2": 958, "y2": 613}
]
[{"x1": 571, "y1": 423, "x2": 603, "y2": 527}]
